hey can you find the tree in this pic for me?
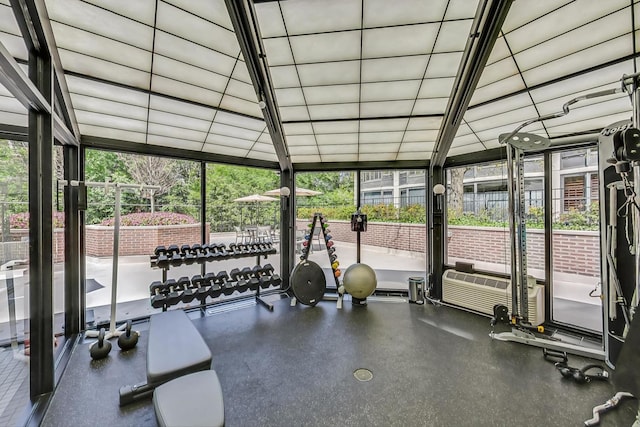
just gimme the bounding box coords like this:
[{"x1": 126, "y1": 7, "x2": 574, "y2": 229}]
[
  {"x1": 447, "y1": 167, "x2": 467, "y2": 218},
  {"x1": 117, "y1": 153, "x2": 178, "y2": 212}
]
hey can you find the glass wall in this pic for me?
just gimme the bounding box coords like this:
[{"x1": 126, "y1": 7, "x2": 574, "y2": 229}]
[
  {"x1": 0, "y1": 139, "x2": 30, "y2": 425},
  {"x1": 550, "y1": 147, "x2": 602, "y2": 332},
  {"x1": 445, "y1": 156, "x2": 544, "y2": 280},
  {"x1": 83, "y1": 150, "x2": 201, "y2": 326},
  {"x1": 295, "y1": 171, "x2": 356, "y2": 289},
  {"x1": 360, "y1": 169, "x2": 427, "y2": 290},
  {"x1": 53, "y1": 146, "x2": 65, "y2": 349}
]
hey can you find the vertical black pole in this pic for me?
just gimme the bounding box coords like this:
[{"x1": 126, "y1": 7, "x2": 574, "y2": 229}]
[
  {"x1": 543, "y1": 151, "x2": 553, "y2": 324},
  {"x1": 64, "y1": 145, "x2": 80, "y2": 336},
  {"x1": 28, "y1": 49, "x2": 54, "y2": 397},
  {"x1": 79, "y1": 147, "x2": 86, "y2": 330},
  {"x1": 200, "y1": 161, "x2": 207, "y2": 277},
  {"x1": 429, "y1": 166, "x2": 445, "y2": 300},
  {"x1": 280, "y1": 169, "x2": 294, "y2": 290},
  {"x1": 356, "y1": 170, "x2": 361, "y2": 263}
]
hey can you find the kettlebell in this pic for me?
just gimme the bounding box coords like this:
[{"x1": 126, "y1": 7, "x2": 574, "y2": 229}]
[
  {"x1": 117, "y1": 320, "x2": 139, "y2": 351},
  {"x1": 89, "y1": 328, "x2": 111, "y2": 360}
]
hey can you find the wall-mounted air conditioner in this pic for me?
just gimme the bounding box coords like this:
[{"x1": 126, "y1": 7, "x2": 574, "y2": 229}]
[{"x1": 442, "y1": 270, "x2": 545, "y2": 326}]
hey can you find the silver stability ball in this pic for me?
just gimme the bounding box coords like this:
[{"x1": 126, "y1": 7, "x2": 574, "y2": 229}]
[{"x1": 343, "y1": 263, "x2": 377, "y2": 299}]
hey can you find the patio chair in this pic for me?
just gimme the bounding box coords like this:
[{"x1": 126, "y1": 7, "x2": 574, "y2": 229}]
[
  {"x1": 234, "y1": 226, "x2": 251, "y2": 244},
  {"x1": 257, "y1": 225, "x2": 272, "y2": 243}
]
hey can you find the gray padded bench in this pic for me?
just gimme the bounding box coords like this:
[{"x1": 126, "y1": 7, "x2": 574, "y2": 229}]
[
  {"x1": 119, "y1": 310, "x2": 213, "y2": 406},
  {"x1": 153, "y1": 370, "x2": 225, "y2": 427}
]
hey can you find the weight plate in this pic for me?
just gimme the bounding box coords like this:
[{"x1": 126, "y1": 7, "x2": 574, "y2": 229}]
[{"x1": 291, "y1": 260, "x2": 326, "y2": 306}]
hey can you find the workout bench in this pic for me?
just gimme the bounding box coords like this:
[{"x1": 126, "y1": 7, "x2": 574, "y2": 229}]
[{"x1": 119, "y1": 310, "x2": 224, "y2": 426}]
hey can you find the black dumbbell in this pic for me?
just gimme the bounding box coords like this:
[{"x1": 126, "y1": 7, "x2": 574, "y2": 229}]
[
  {"x1": 228, "y1": 244, "x2": 241, "y2": 256},
  {"x1": 270, "y1": 273, "x2": 282, "y2": 287},
  {"x1": 216, "y1": 271, "x2": 235, "y2": 295},
  {"x1": 164, "y1": 279, "x2": 182, "y2": 306},
  {"x1": 252, "y1": 265, "x2": 269, "y2": 289},
  {"x1": 329, "y1": 254, "x2": 338, "y2": 263},
  {"x1": 212, "y1": 244, "x2": 227, "y2": 258},
  {"x1": 191, "y1": 244, "x2": 206, "y2": 262},
  {"x1": 150, "y1": 281, "x2": 167, "y2": 309},
  {"x1": 167, "y1": 245, "x2": 182, "y2": 266},
  {"x1": 154, "y1": 246, "x2": 169, "y2": 267},
  {"x1": 182, "y1": 277, "x2": 197, "y2": 303},
  {"x1": 191, "y1": 275, "x2": 211, "y2": 301},
  {"x1": 206, "y1": 272, "x2": 223, "y2": 298},
  {"x1": 176, "y1": 276, "x2": 190, "y2": 300},
  {"x1": 201, "y1": 244, "x2": 216, "y2": 259},
  {"x1": 181, "y1": 245, "x2": 196, "y2": 265},
  {"x1": 327, "y1": 246, "x2": 336, "y2": 255}
]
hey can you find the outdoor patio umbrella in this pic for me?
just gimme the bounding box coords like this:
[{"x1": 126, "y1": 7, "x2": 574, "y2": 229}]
[
  {"x1": 233, "y1": 194, "x2": 278, "y2": 226},
  {"x1": 264, "y1": 187, "x2": 322, "y2": 197}
]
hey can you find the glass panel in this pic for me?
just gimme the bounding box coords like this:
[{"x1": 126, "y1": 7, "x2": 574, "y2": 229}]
[
  {"x1": 290, "y1": 32, "x2": 360, "y2": 63},
  {"x1": 363, "y1": 0, "x2": 447, "y2": 27},
  {"x1": 359, "y1": 169, "x2": 426, "y2": 291},
  {"x1": 362, "y1": 24, "x2": 438, "y2": 58},
  {"x1": 0, "y1": 138, "x2": 30, "y2": 425},
  {"x1": 53, "y1": 146, "x2": 65, "y2": 343},
  {"x1": 433, "y1": 20, "x2": 474, "y2": 52},
  {"x1": 446, "y1": 153, "x2": 549, "y2": 311},
  {"x1": 280, "y1": 0, "x2": 361, "y2": 34},
  {"x1": 295, "y1": 171, "x2": 356, "y2": 290},
  {"x1": 550, "y1": 147, "x2": 602, "y2": 332},
  {"x1": 84, "y1": 150, "x2": 201, "y2": 325}
]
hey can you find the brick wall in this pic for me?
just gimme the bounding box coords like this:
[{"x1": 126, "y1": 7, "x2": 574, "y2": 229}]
[
  {"x1": 296, "y1": 219, "x2": 600, "y2": 277},
  {"x1": 10, "y1": 229, "x2": 65, "y2": 263},
  {"x1": 85, "y1": 223, "x2": 209, "y2": 257}
]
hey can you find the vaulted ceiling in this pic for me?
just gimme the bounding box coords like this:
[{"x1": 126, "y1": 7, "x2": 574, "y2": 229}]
[{"x1": 0, "y1": 0, "x2": 636, "y2": 169}]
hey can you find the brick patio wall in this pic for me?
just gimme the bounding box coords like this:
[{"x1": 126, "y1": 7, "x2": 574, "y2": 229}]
[
  {"x1": 296, "y1": 219, "x2": 600, "y2": 277},
  {"x1": 10, "y1": 229, "x2": 64, "y2": 263}
]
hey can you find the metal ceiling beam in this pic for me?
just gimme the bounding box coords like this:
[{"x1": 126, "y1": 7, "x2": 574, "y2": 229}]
[
  {"x1": 7, "y1": 0, "x2": 80, "y2": 145},
  {"x1": 431, "y1": 0, "x2": 513, "y2": 167},
  {"x1": 225, "y1": 0, "x2": 292, "y2": 173}
]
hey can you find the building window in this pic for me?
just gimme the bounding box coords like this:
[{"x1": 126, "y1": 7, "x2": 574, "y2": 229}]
[{"x1": 563, "y1": 175, "x2": 585, "y2": 211}]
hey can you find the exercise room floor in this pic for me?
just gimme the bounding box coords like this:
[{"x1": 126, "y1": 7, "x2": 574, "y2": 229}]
[{"x1": 42, "y1": 296, "x2": 638, "y2": 427}]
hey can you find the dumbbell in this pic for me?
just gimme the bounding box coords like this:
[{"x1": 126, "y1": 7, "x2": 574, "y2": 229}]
[
  {"x1": 241, "y1": 266, "x2": 259, "y2": 291},
  {"x1": 117, "y1": 320, "x2": 139, "y2": 351},
  {"x1": 203, "y1": 244, "x2": 218, "y2": 259},
  {"x1": 203, "y1": 273, "x2": 222, "y2": 298},
  {"x1": 167, "y1": 244, "x2": 182, "y2": 266},
  {"x1": 334, "y1": 269, "x2": 341, "y2": 278},
  {"x1": 90, "y1": 328, "x2": 112, "y2": 360},
  {"x1": 327, "y1": 246, "x2": 336, "y2": 255},
  {"x1": 150, "y1": 281, "x2": 167, "y2": 309},
  {"x1": 164, "y1": 279, "x2": 182, "y2": 306},
  {"x1": 330, "y1": 254, "x2": 337, "y2": 263},
  {"x1": 213, "y1": 271, "x2": 234, "y2": 296},
  {"x1": 230, "y1": 268, "x2": 249, "y2": 293},
  {"x1": 191, "y1": 275, "x2": 211, "y2": 301},
  {"x1": 326, "y1": 241, "x2": 335, "y2": 248},
  {"x1": 154, "y1": 246, "x2": 169, "y2": 267},
  {"x1": 181, "y1": 245, "x2": 196, "y2": 265},
  {"x1": 228, "y1": 244, "x2": 241, "y2": 256},
  {"x1": 214, "y1": 244, "x2": 228, "y2": 257},
  {"x1": 332, "y1": 261, "x2": 339, "y2": 270},
  {"x1": 255, "y1": 264, "x2": 274, "y2": 289},
  {"x1": 182, "y1": 277, "x2": 197, "y2": 303},
  {"x1": 176, "y1": 276, "x2": 191, "y2": 301},
  {"x1": 191, "y1": 244, "x2": 206, "y2": 262},
  {"x1": 324, "y1": 234, "x2": 333, "y2": 241}
]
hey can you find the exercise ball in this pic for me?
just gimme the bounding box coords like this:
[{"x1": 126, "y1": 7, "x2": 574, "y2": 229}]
[{"x1": 343, "y1": 263, "x2": 377, "y2": 299}]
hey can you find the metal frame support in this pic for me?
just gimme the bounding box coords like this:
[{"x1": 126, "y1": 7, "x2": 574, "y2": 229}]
[
  {"x1": 28, "y1": 48, "x2": 55, "y2": 397},
  {"x1": 280, "y1": 169, "x2": 294, "y2": 290},
  {"x1": 543, "y1": 151, "x2": 553, "y2": 324},
  {"x1": 63, "y1": 144, "x2": 80, "y2": 336},
  {"x1": 428, "y1": 166, "x2": 445, "y2": 300}
]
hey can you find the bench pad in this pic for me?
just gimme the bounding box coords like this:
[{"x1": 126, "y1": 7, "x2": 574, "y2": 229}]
[
  {"x1": 153, "y1": 370, "x2": 224, "y2": 427},
  {"x1": 147, "y1": 310, "x2": 212, "y2": 384}
]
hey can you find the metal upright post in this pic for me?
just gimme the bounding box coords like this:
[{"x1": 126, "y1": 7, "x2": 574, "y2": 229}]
[
  {"x1": 632, "y1": 79, "x2": 640, "y2": 314},
  {"x1": 109, "y1": 185, "x2": 121, "y2": 334},
  {"x1": 515, "y1": 147, "x2": 529, "y2": 322},
  {"x1": 506, "y1": 145, "x2": 519, "y2": 318}
]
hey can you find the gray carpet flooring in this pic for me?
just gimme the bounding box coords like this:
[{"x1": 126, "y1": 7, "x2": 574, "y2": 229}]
[{"x1": 42, "y1": 296, "x2": 638, "y2": 427}]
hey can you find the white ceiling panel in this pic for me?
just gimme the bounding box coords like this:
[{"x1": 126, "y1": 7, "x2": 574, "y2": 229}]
[
  {"x1": 412, "y1": 98, "x2": 448, "y2": 115},
  {"x1": 254, "y1": 2, "x2": 286, "y2": 38},
  {"x1": 218, "y1": 95, "x2": 262, "y2": 118},
  {"x1": 396, "y1": 151, "x2": 431, "y2": 160},
  {"x1": 202, "y1": 143, "x2": 248, "y2": 157},
  {"x1": 456, "y1": 122, "x2": 475, "y2": 137},
  {"x1": 76, "y1": 110, "x2": 147, "y2": 132},
  {"x1": 318, "y1": 144, "x2": 358, "y2": 155},
  {"x1": 450, "y1": 131, "x2": 480, "y2": 147},
  {"x1": 231, "y1": 59, "x2": 252, "y2": 84},
  {"x1": 82, "y1": 0, "x2": 157, "y2": 26},
  {"x1": 321, "y1": 154, "x2": 359, "y2": 161},
  {"x1": 290, "y1": 32, "x2": 361, "y2": 63},
  {"x1": 283, "y1": 122, "x2": 313, "y2": 135},
  {"x1": 407, "y1": 116, "x2": 443, "y2": 130},
  {"x1": 275, "y1": 88, "x2": 306, "y2": 106},
  {"x1": 468, "y1": 105, "x2": 539, "y2": 132},
  {"x1": 250, "y1": 142, "x2": 276, "y2": 155},
  {"x1": 445, "y1": 0, "x2": 480, "y2": 20},
  {"x1": 225, "y1": 79, "x2": 258, "y2": 102},
  {"x1": 361, "y1": 80, "x2": 420, "y2": 102},
  {"x1": 520, "y1": 36, "x2": 631, "y2": 87},
  {"x1": 279, "y1": 106, "x2": 310, "y2": 121},
  {"x1": 359, "y1": 143, "x2": 400, "y2": 153},
  {"x1": 362, "y1": 56, "x2": 429, "y2": 82},
  {"x1": 153, "y1": 55, "x2": 229, "y2": 94},
  {"x1": 535, "y1": 90, "x2": 628, "y2": 117},
  {"x1": 470, "y1": 75, "x2": 526, "y2": 106},
  {"x1": 418, "y1": 77, "x2": 455, "y2": 98},
  {"x1": 262, "y1": 38, "x2": 295, "y2": 66},
  {"x1": 257, "y1": 132, "x2": 271, "y2": 143},
  {"x1": 546, "y1": 113, "x2": 631, "y2": 136},
  {"x1": 359, "y1": 131, "x2": 403, "y2": 144},
  {"x1": 360, "y1": 100, "x2": 414, "y2": 117},
  {"x1": 398, "y1": 142, "x2": 434, "y2": 152},
  {"x1": 0, "y1": 29, "x2": 27, "y2": 61},
  {"x1": 149, "y1": 95, "x2": 214, "y2": 121},
  {"x1": 477, "y1": 57, "x2": 520, "y2": 88},
  {"x1": 313, "y1": 120, "x2": 359, "y2": 133},
  {"x1": 147, "y1": 135, "x2": 204, "y2": 151},
  {"x1": 71, "y1": 94, "x2": 148, "y2": 121},
  {"x1": 214, "y1": 110, "x2": 265, "y2": 131},
  {"x1": 359, "y1": 118, "x2": 408, "y2": 132},
  {"x1": 364, "y1": 0, "x2": 447, "y2": 27},
  {"x1": 205, "y1": 133, "x2": 254, "y2": 149},
  {"x1": 168, "y1": 0, "x2": 233, "y2": 30},
  {"x1": 447, "y1": 143, "x2": 486, "y2": 157},
  {"x1": 280, "y1": 0, "x2": 361, "y2": 34},
  {"x1": 286, "y1": 134, "x2": 316, "y2": 146},
  {"x1": 291, "y1": 154, "x2": 322, "y2": 162},
  {"x1": 58, "y1": 48, "x2": 151, "y2": 89},
  {"x1": 315, "y1": 133, "x2": 358, "y2": 144},
  {"x1": 148, "y1": 122, "x2": 207, "y2": 141},
  {"x1": 67, "y1": 76, "x2": 149, "y2": 106},
  {"x1": 304, "y1": 84, "x2": 360, "y2": 105},
  {"x1": 156, "y1": 1, "x2": 239, "y2": 58},
  {"x1": 209, "y1": 122, "x2": 262, "y2": 140},
  {"x1": 148, "y1": 109, "x2": 212, "y2": 132},
  {"x1": 433, "y1": 20, "x2": 473, "y2": 52},
  {"x1": 152, "y1": 75, "x2": 222, "y2": 107},
  {"x1": 271, "y1": 66, "x2": 301, "y2": 88},
  {"x1": 79, "y1": 124, "x2": 146, "y2": 143},
  {"x1": 465, "y1": 93, "x2": 533, "y2": 121},
  {"x1": 297, "y1": 62, "x2": 360, "y2": 86},
  {"x1": 288, "y1": 145, "x2": 319, "y2": 155},
  {"x1": 359, "y1": 153, "x2": 397, "y2": 161},
  {"x1": 363, "y1": 24, "x2": 439, "y2": 58},
  {"x1": 308, "y1": 103, "x2": 359, "y2": 120},
  {"x1": 425, "y1": 52, "x2": 464, "y2": 78},
  {"x1": 154, "y1": 31, "x2": 238, "y2": 78},
  {"x1": 402, "y1": 129, "x2": 439, "y2": 142},
  {"x1": 485, "y1": 36, "x2": 512, "y2": 65},
  {"x1": 0, "y1": 110, "x2": 26, "y2": 126}
]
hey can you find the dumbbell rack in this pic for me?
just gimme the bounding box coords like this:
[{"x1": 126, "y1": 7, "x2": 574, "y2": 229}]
[
  {"x1": 150, "y1": 242, "x2": 279, "y2": 312},
  {"x1": 299, "y1": 213, "x2": 344, "y2": 307}
]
